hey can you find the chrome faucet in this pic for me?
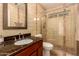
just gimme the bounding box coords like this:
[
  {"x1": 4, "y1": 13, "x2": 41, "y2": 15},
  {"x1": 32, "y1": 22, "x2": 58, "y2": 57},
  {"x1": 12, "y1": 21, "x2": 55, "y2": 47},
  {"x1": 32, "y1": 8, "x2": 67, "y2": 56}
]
[
  {"x1": 19, "y1": 33, "x2": 21, "y2": 40},
  {"x1": 22, "y1": 35, "x2": 24, "y2": 39}
]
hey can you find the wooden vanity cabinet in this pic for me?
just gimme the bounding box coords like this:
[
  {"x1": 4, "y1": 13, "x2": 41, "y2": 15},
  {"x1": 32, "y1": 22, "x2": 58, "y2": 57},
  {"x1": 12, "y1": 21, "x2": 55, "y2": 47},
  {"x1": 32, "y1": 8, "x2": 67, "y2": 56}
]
[{"x1": 15, "y1": 40, "x2": 43, "y2": 56}]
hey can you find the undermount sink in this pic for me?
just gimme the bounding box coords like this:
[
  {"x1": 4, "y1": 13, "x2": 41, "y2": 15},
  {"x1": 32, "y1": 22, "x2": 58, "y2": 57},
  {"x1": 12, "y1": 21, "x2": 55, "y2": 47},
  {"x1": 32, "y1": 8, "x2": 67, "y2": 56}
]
[{"x1": 14, "y1": 38, "x2": 33, "y2": 45}]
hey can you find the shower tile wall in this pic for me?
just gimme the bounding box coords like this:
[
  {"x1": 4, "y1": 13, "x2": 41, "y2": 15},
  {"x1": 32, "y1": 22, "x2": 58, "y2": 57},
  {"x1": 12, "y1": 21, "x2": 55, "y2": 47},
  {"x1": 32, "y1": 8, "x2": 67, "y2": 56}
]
[
  {"x1": 46, "y1": 7, "x2": 64, "y2": 48},
  {"x1": 46, "y1": 4, "x2": 77, "y2": 55},
  {"x1": 64, "y1": 5, "x2": 77, "y2": 55}
]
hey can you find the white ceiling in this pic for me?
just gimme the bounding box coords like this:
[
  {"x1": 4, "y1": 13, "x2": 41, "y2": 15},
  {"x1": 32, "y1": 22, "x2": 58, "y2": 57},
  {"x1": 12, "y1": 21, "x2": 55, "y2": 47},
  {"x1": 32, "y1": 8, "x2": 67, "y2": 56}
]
[{"x1": 40, "y1": 3, "x2": 64, "y2": 10}]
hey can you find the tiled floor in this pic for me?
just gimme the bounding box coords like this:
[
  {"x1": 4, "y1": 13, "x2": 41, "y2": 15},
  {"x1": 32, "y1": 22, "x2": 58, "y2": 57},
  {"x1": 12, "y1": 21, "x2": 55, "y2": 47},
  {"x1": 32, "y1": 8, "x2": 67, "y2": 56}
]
[
  {"x1": 51, "y1": 49, "x2": 74, "y2": 56},
  {"x1": 50, "y1": 44, "x2": 76, "y2": 56}
]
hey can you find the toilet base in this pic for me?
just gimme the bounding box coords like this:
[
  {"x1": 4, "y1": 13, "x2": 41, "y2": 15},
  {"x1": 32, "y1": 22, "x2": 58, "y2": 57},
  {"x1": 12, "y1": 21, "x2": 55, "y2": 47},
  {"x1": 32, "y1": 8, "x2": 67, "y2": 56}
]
[{"x1": 43, "y1": 50, "x2": 50, "y2": 56}]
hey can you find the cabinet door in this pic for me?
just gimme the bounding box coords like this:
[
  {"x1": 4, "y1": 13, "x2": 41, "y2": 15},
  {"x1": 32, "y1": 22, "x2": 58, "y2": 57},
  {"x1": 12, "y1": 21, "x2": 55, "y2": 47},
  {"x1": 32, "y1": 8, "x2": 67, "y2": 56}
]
[
  {"x1": 38, "y1": 47, "x2": 43, "y2": 56},
  {"x1": 38, "y1": 40, "x2": 43, "y2": 56}
]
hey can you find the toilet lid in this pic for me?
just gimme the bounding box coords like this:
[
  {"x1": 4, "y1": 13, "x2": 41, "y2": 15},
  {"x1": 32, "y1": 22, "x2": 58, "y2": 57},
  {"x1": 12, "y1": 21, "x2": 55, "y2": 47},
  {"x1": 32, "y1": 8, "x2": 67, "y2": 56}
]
[{"x1": 43, "y1": 42, "x2": 53, "y2": 47}]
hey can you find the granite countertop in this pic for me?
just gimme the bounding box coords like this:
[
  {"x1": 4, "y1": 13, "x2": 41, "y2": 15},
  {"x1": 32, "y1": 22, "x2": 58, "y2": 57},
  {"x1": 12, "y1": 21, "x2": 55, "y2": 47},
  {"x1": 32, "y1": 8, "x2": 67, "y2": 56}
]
[{"x1": 0, "y1": 36, "x2": 42, "y2": 56}]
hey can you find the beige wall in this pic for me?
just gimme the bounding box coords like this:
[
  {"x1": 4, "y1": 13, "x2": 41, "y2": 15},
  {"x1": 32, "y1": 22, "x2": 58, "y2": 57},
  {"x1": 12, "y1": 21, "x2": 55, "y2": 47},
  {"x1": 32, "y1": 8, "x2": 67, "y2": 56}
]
[
  {"x1": 28, "y1": 4, "x2": 45, "y2": 36},
  {"x1": 75, "y1": 4, "x2": 79, "y2": 41},
  {"x1": 0, "y1": 3, "x2": 45, "y2": 37}
]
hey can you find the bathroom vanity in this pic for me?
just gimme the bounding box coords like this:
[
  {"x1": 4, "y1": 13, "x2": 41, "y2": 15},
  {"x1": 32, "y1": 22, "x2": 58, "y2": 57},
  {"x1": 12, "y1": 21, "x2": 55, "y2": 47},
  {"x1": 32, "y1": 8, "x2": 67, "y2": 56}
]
[
  {"x1": 14, "y1": 40, "x2": 42, "y2": 56},
  {"x1": 0, "y1": 33, "x2": 43, "y2": 56}
]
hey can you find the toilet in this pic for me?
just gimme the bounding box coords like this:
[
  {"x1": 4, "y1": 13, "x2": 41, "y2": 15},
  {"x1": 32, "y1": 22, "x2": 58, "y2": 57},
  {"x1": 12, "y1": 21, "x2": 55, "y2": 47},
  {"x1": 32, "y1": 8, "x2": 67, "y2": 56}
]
[
  {"x1": 34, "y1": 34, "x2": 53, "y2": 56},
  {"x1": 43, "y1": 42, "x2": 53, "y2": 56}
]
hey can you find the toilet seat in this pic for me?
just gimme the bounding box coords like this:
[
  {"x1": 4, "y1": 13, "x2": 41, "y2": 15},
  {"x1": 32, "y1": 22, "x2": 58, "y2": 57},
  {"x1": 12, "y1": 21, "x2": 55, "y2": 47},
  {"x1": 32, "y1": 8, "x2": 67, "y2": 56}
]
[
  {"x1": 43, "y1": 42, "x2": 53, "y2": 48},
  {"x1": 43, "y1": 42, "x2": 53, "y2": 50}
]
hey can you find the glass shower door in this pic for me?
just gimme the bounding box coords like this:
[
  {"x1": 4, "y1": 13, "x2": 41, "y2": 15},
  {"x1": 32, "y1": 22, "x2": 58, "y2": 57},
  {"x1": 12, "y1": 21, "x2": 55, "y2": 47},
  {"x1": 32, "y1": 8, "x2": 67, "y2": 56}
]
[
  {"x1": 46, "y1": 11, "x2": 65, "y2": 56},
  {"x1": 46, "y1": 5, "x2": 76, "y2": 56}
]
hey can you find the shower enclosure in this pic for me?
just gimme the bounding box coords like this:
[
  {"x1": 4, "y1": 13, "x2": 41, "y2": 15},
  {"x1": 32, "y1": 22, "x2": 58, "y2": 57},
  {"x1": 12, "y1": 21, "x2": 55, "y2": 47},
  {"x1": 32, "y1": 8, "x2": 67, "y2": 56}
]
[{"x1": 43, "y1": 4, "x2": 77, "y2": 56}]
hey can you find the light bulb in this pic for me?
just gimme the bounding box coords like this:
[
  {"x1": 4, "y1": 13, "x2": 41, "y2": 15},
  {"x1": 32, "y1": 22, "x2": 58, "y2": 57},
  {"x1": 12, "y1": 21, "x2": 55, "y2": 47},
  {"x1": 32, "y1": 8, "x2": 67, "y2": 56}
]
[
  {"x1": 34, "y1": 18, "x2": 36, "y2": 21},
  {"x1": 37, "y1": 18, "x2": 39, "y2": 21}
]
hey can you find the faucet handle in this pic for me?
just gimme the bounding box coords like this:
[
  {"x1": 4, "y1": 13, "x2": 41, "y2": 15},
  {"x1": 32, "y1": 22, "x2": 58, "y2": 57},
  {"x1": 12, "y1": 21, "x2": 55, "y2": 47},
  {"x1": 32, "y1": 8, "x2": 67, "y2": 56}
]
[
  {"x1": 22, "y1": 35, "x2": 24, "y2": 39},
  {"x1": 19, "y1": 33, "x2": 21, "y2": 40},
  {"x1": 14, "y1": 37, "x2": 17, "y2": 41}
]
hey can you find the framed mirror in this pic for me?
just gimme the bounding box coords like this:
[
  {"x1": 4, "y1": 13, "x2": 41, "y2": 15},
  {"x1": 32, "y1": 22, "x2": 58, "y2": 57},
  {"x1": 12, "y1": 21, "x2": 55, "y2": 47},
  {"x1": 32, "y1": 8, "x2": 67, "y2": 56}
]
[{"x1": 3, "y1": 3, "x2": 27, "y2": 29}]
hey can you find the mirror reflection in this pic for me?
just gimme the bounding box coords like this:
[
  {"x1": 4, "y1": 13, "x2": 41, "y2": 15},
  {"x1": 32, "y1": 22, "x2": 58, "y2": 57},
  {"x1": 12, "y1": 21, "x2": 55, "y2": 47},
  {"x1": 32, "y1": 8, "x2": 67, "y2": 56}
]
[
  {"x1": 8, "y1": 3, "x2": 26, "y2": 27},
  {"x1": 3, "y1": 3, "x2": 27, "y2": 29}
]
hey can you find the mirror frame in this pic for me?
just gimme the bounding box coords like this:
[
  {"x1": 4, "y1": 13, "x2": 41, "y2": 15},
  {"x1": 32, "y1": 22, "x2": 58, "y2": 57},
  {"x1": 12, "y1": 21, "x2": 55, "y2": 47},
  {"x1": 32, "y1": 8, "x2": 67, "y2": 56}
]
[{"x1": 3, "y1": 3, "x2": 27, "y2": 29}]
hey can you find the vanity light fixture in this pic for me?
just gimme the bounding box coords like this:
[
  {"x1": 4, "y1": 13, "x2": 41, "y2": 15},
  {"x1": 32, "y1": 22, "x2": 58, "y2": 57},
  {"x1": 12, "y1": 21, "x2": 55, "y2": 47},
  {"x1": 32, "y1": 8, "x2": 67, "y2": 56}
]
[
  {"x1": 34, "y1": 18, "x2": 36, "y2": 21},
  {"x1": 37, "y1": 18, "x2": 40, "y2": 21},
  {"x1": 34, "y1": 17, "x2": 40, "y2": 21}
]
